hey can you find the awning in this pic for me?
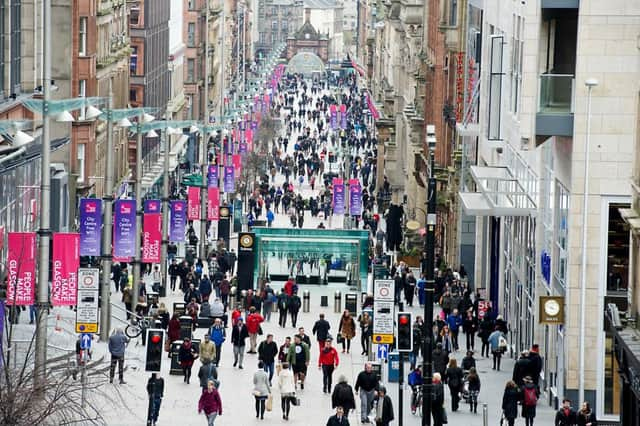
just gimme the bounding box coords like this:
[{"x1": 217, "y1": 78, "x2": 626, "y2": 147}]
[{"x1": 458, "y1": 165, "x2": 536, "y2": 217}]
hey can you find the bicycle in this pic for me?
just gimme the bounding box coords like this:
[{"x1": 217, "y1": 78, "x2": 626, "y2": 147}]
[{"x1": 125, "y1": 316, "x2": 150, "y2": 339}]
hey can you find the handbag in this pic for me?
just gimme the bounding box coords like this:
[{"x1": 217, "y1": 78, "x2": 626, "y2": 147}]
[
  {"x1": 266, "y1": 394, "x2": 273, "y2": 411},
  {"x1": 337, "y1": 334, "x2": 344, "y2": 344},
  {"x1": 258, "y1": 325, "x2": 264, "y2": 336},
  {"x1": 442, "y1": 406, "x2": 448, "y2": 424}
]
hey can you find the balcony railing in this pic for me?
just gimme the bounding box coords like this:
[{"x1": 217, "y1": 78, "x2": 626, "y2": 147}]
[{"x1": 539, "y1": 74, "x2": 575, "y2": 114}]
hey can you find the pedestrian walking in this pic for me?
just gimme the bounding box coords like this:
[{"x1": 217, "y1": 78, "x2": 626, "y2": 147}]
[
  {"x1": 209, "y1": 318, "x2": 225, "y2": 366},
  {"x1": 467, "y1": 367, "x2": 481, "y2": 414},
  {"x1": 231, "y1": 318, "x2": 249, "y2": 368},
  {"x1": 522, "y1": 376, "x2": 538, "y2": 426},
  {"x1": 179, "y1": 337, "x2": 199, "y2": 384},
  {"x1": 258, "y1": 334, "x2": 279, "y2": 384},
  {"x1": 479, "y1": 315, "x2": 494, "y2": 357},
  {"x1": 312, "y1": 313, "x2": 331, "y2": 351},
  {"x1": 355, "y1": 362, "x2": 380, "y2": 424},
  {"x1": 286, "y1": 334, "x2": 310, "y2": 389},
  {"x1": 277, "y1": 362, "x2": 296, "y2": 420},
  {"x1": 462, "y1": 309, "x2": 478, "y2": 351},
  {"x1": 502, "y1": 380, "x2": 520, "y2": 426},
  {"x1": 358, "y1": 311, "x2": 372, "y2": 355},
  {"x1": 488, "y1": 326, "x2": 507, "y2": 370},
  {"x1": 319, "y1": 338, "x2": 340, "y2": 393},
  {"x1": 277, "y1": 291, "x2": 289, "y2": 327},
  {"x1": 576, "y1": 401, "x2": 596, "y2": 426},
  {"x1": 444, "y1": 357, "x2": 464, "y2": 412},
  {"x1": 446, "y1": 309, "x2": 463, "y2": 351},
  {"x1": 331, "y1": 375, "x2": 356, "y2": 418},
  {"x1": 432, "y1": 373, "x2": 446, "y2": 426},
  {"x1": 327, "y1": 406, "x2": 350, "y2": 426},
  {"x1": 253, "y1": 361, "x2": 271, "y2": 420},
  {"x1": 198, "y1": 380, "x2": 223, "y2": 425},
  {"x1": 200, "y1": 334, "x2": 216, "y2": 365},
  {"x1": 198, "y1": 356, "x2": 219, "y2": 391},
  {"x1": 289, "y1": 291, "x2": 302, "y2": 327},
  {"x1": 247, "y1": 307, "x2": 265, "y2": 353},
  {"x1": 146, "y1": 373, "x2": 164, "y2": 426},
  {"x1": 555, "y1": 398, "x2": 578, "y2": 426},
  {"x1": 513, "y1": 350, "x2": 534, "y2": 388},
  {"x1": 432, "y1": 343, "x2": 449, "y2": 378},
  {"x1": 374, "y1": 386, "x2": 394, "y2": 426},
  {"x1": 337, "y1": 310, "x2": 356, "y2": 354},
  {"x1": 108, "y1": 328, "x2": 129, "y2": 384}
]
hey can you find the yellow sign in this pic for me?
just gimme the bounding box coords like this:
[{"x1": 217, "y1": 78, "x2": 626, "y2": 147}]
[
  {"x1": 76, "y1": 323, "x2": 98, "y2": 333},
  {"x1": 372, "y1": 334, "x2": 394, "y2": 344}
]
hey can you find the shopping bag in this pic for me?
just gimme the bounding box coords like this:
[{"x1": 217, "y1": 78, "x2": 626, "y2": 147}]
[{"x1": 266, "y1": 394, "x2": 273, "y2": 411}]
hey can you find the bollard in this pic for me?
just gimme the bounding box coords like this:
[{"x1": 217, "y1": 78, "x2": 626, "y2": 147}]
[
  {"x1": 303, "y1": 290, "x2": 310, "y2": 312},
  {"x1": 483, "y1": 403, "x2": 488, "y2": 426},
  {"x1": 229, "y1": 286, "x2": 237, "y2": 310},
  {"x1": 240, "y1": 290, "x2": 247, "y2": 312},
  {"x1": 334, "y1": 291, "x2": 342, "y2": 313}
]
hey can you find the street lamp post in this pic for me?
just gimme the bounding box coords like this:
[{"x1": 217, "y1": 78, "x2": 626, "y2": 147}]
[
  {"x1": 422, "y1": 127, "x2": 437, "y2": 426},
  {"x1": 200, "y1": 3, "x2": 210, "y2": 261},
  {"x1": 579, "y1": 78, "x2": 598, "y2": 405},
  {"x1": 132, "y1": 113, "x2": 145, "y2": 314}
]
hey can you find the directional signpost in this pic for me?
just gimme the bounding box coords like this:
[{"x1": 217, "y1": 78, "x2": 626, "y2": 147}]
[
  {"x1": 373, "y1": 279, "x2": 395, "y2": 344},
  {"x1": 377, "y1": 343, "x2": 389, "y2": 360},
  {"x1": 76, "y1": 268, "x2": 100, "y2": 333},
  {"x1": 80, "y1": 333, "x2": 92, "y2": 350}
]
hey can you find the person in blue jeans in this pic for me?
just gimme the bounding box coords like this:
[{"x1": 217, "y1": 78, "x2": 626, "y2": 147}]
[
  {"x1": 146, "y1": 373, "x2": 164, "y2": 426},
  {"x1": 446, "y1": 308, "x2": 463, "y2": 351},
  {"x1": 258, "y1": 334, "x2": 279, "y2": 384}
]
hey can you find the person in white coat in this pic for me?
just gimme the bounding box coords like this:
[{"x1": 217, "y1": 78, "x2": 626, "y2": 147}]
[
  {"x1": 253, "y1": 361, "x2": 271, "y2": 420},
  {"x1": 278, "y1": 362, "x2": 296, "y2": 420}
]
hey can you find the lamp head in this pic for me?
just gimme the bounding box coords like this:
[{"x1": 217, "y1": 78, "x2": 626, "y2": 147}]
[
  {"x1": 585, "y1": 78, "x2": 599, "y2": 88},
  {"x1": 55, "y1": 111, "x2": 75, "y2": 122},
  {"x1": 85, "y1": 105, "x2": 103, "y2": 120},
  {"x1": 117, "y1": 117, "x2": 133, "y2": 128},
  {"x1": 143, "y1": 113, "x2": 155, "y2": 123},
  {"x1": 146, "y1": 129, "x2": 159, "y2": 138},
  {"x1": 13, "y1": 130, "x2": 35, "y2": 146}
]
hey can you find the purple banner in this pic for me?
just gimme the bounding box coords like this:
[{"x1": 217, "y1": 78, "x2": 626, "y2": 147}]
[
  {"x1": 169, "y1": 200, "x2": 187, "y2": 242},
  {"x1": 144, "y1": 199, "x2": 161, "y2": 214},
  {"x1": 207, "y1": 165, "x2": 219, "y2": 187},
  {"x1": 239, "y1": 120, "x2": 245, "y2": 131},
  {"x1": 239, "y1": 142, "x2": 248, "y2": 154},
  {"x1": 330, "y1": 105, "x2": 338, "y2": 130},
  {"x1": 349, "y1": 181, "x2": 362, "y2": 216},
  {"x1": 251, "y1": 121, "x2": 258, "y2": 130},
  {"x1": 333, "y1": 181, "x2": 345, "y2": 215},
  {"x1": 0, "y1": 300, "x2": 3, "y2": 366},
  {"x1": 79, "y1": 198, "x2": 102, "y2": 256},
  {"x1": 224, "y1": 166, "x2": 235, "y2": 193},
  {"x1": 113, "y1": 199, "x2": 136, "y2": 258},
  {"x1": 341, "y1": 112, "x2": 347, "y2": 129}
]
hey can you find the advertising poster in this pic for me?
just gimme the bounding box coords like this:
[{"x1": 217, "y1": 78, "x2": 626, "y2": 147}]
[
  {"x1": 79, "y1": 198, "x2": 102, "y2": 256},
  {"x1": 349, "y1": 179, "x2": 362, "y2": 216},
  {"x1": 332, "y1": 178, "x2": 345, "y2": 215},
  {"x1": 113, "y1": 200, "x2": 136, "y2": 258},
  {"x1": 170, "y1": 200, "x2": 187, "y2": 242},
  {"x1": 224, "y1": 166, "x2": 235, "y2": 193},
  {"x1": 208, "y1": 187, "x2": 220, "y2": 220},
  {"x1": 6, "y1": 232, "x2": 36, "y2": 306},
  {"x1": 187, "y1": 186, "x2": 200, "y2": 220},
  {"x1": 51, "y1": 233, "x2": 80, "y2": 306}
]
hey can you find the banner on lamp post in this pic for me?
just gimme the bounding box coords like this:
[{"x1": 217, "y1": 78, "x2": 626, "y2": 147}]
[
  {"x1": 330, "y1": 104, "x2": 338, "y2": 130},
  {"x1": 52, "y1": 233, "x2": 80, "y2": 306},
  {"x1": 142, "y1": 212, "x2": 161, "y2": 263},
  {"x1": 187, "y1": 186, "x2": 200, "y2": 220},
  {"x1": 224, "y1": 166, "x2": 235, "y2": 193},
  {"x1": 144, "y1": 199, "x2": 161, "y2": 214},
  {"x1": 113, "y1": 199, "x2": 136, "y2": 259},
  {"x1": 340, "y1": 104, "x2": 347, "y2": 129},
  {"x1": 349, "y1": 179, "x2": 362, "y2": 216},
  {"x1": 79, "y1": 198, "x2": 102, "y2": 256},
  {"x1": 239, "y1": 142, "x2": 248, "y2": 154},
  {"x1": 207, "y1": 165, "x2": 219, "y2": 187},
  {"x1": 232, "y1": 154, "x2": 242, "y2": 176},
  {"x1": 332, "y1": 178, "x2": 345, "y2": 215},
  {"x1": 6, "y1": 232, "x2": 37, "y2": 305},
  {"x1": 208, "y1": 187, "x2": 220, "y2": 220},
  {"x1": 170, "y1": 200, "x2": 187, "y2": 242}
]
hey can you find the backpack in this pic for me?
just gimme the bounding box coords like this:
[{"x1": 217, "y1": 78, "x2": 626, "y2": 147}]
[{"x1": 524, "y1": 386, "x2": 538, "y2": 407}]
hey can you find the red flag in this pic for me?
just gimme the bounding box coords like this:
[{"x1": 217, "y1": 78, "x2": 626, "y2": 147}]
[
  {"x1": 51, "y1": 233, "x2": 80, "y2": 306},
  {"x1": 187, "y1": 186, "x2": 200, "y2": 220},
  {"x1": 142, "y1": 213, "x2": 162, "y2": 263},
  {"x1": 233, "y1": 154, "x2": 242, "y2": 176},
  {"x1": 208, "y1": 187, "x2": 220, "y2": 220},
  {"x1": 6, "y1": 232, "x2": 36, "y2": 306}
]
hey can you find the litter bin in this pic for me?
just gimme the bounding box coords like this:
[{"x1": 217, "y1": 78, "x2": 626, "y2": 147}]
[
  {"x1": 334, "y1": 291, "x2": 342, "y2": 313},
  {"x1": 388, "y1": 351, "x2": 400, "y2": 383},
  {"x1": 169, "y1": 340, "x2": 184, "y2": 375},
  {"x1": 179, "y1": 315, "x2": 193, "y2": 340},
  {"x1": 240, "y1": 290, "x2": 247, "y2": 310},
  {"x1": 173, "y1": 302, "x2": 186, "y2": 317},
  {"x1": 229, "y1": 286, "x2": 237, "y2": 310},
  {"x1": 371, "y1": 362, "x2": 382, "y2": 383},
  {"x1": 303, "y1": 290, "x2": 310, "y2": 313},
  {"x1": 345, "y1": 293, "x2": 358, "y2": 316}
]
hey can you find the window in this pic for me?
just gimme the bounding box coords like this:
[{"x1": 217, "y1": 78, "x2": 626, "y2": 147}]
[
  {"x1": 129, "y1": 88, "x2": 137, "y2": 102},
  {"x1": 510, "y1": 15, "x2": 524, "y2": 114},
  {"x1": 130, "y1": 2, "x2": 140, "y2": 25},
  {"x1": 449, "y1": 0, "x2": 458, "y2": 26},
  {"x1": 187, "y1": 22, "x2": 196, "y2": 46},
  {"x1": 130, "y1": 46, "x2": 138, "y2": 75},
  {"x1": 79, "y1": 17, "x2": 87, "y2": 56},
  {"x1": 487, "y1": 35, "x2": 504, "y2": 140},
  {"x1": 78, "y1": 79, "x2": 86, "y2": 120},
  {"x1": 10, "y1": 0, "x2": 21, "y2": 93},
  {"x1": 553, "y1": 182, "x2": 569, "y2": 290},
  {"x1": 77, "y1": 144, "x2": 85, "y2": 183},
  {"x1": 259, "y1": 32, "x2": 265, "y2": 44},
  {"x1": 271, "y1": 32, "x2": 277, "y2": 44},
  {"x1": 272, "y1": 21, "x2": 278, "y2": 31},
  {"x1": 187, "y1": 59, "x2": 195, "y2": 82},
  {"x1": 0, "y1": 2, "x2": 5, "y2": 97},
  {"x1": 188, "y1": 0, "x2": 196, "y2": 10},
  {"x1": 282, "y1": 21, "x2": 288, "y2": 32}
]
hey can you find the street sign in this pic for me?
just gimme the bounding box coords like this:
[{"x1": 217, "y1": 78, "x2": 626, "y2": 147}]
[
  {"x1": 377, "y1": 344, "x2": 389, "y2": 360},
  {"x1": 373, "y1": 279, "x2": 395, "y2": 343},
  {"x1": 373, "y1": 334, "x2": 394, "y2": 344},
  {"x1": 75, "y1": 268, "x2": 100, "y2": 333},
  {"x1": 80, "y1": 333, "x2": 92, "y2": 350}
]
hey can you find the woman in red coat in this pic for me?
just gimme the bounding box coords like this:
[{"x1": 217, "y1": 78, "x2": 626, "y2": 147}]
[
  {"x1": 168, "y1": 313, "x2": 181, "y2": 344},
  {"x1": 178, "y1": 337, "x2": 198, "y2": 384}
]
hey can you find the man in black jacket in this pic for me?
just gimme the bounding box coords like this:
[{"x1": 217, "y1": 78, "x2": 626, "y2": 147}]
[
  {"x1": 374, "y1": 386, "x2": 394, "y2": 426},
  {"x1": 529, "y1": 344, "x2": 543, "y2": 390},
  {"x1": 231, "y1": 318, "x2": 249, "y2": 369},
  {"x1": 355, "y1": 363, "x2": 379, "y2": 424},
  {"x1": 512, "y1": 350, "x2": 533, "y2": 388},
  {"x1": 258, "y1": 334, "x2": 279, "y2": 384},
  {"x1": 555, "y1": 399, "x2": 577, "y2": 426},
  {"x1": 312, "y1": 313, "x2": 331, "y2": 352},
  {"x1": 147, "y1": 373, "x2": 164, "y2": 426},
  {"x1": 326, "y1": 406, "x2": 350, "y2": 426}
]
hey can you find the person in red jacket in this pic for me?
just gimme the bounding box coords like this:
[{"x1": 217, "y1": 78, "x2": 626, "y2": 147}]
[
  {"x1": 246, "y1": 307, "x2": 265, "y2": 354},
  {"x1": 198, "y1": 380, "x2": 222, "y2": 424},
  {"x1": 167, "y1": 313, "x2": 181, "y2": 344},
  {"x1": 284, "y1": 277, "x2": 295, "y2": 296},
  {"x1": 231, "y1": 307, "x2": 242, "y2": 327},
  {"x1": 319, "y1": 338, "x2": 340, "y2": 394}
]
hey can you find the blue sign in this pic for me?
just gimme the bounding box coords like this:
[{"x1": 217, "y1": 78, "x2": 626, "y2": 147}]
[
  {"x1": 377, "y1": 344, "x2": 388, "y2": 360},
  {"x1": 80, "y1": 333, "x2": 92, "y2": 350}
]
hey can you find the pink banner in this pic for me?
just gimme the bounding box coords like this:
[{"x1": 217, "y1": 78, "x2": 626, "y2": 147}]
[
  {"x1": 232, "y1": 128, "x2": 239, "y2": 142},
  {"x1": 208, "y1": 187, "x2": 220, "y2": 220},
  {"x1": 142, "y1": 213, "x2": 162, "y2": 263},
  {"x1": 245, "y1": 128, "x2": 253, "y2": 144},
  {"x1": 52, "y1": 233, "x2": 80, "y2": 306},
  {"x1": 233, "y1": 154, "x2": 242, "y2": 176},
  {"x1": 187, "y1": 186, "x2": 200, "y2": 220},
  {"x1": 6, "y1": 232, "x2": 36, "y2": 306}
]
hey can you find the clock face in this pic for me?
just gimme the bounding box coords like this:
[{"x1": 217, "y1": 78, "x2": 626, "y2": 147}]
[{"x1": 544, "y1": 299, "x2": 560, "y2": 316}]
